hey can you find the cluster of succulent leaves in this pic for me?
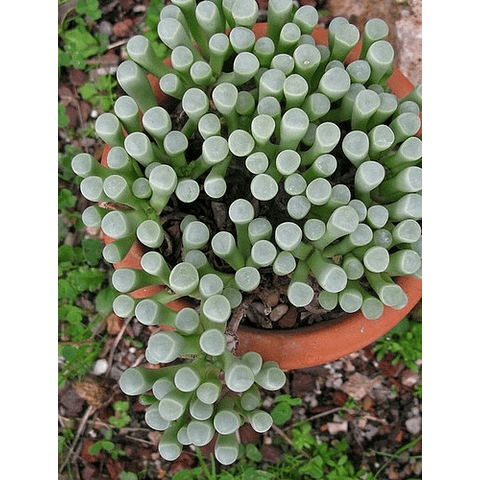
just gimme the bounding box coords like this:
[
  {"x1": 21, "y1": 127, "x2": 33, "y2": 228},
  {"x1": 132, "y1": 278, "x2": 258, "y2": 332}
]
[{"x1": 71, "y1": 0, "x2": 422, "y2": 466}]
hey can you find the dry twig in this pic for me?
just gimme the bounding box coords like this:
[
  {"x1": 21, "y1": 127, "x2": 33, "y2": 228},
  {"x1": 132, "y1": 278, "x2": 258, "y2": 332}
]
[
  {"x1": 283, "y1": 406, "x2": 344, "y2": 431},
  {"x1": 270, "y1": 424, "x2": 312, "y2": 460},
  {"x1": 59, "y1": 404, "x2": 96, "y2": 474},
  {"x1": 105, "y1": 316, "x2": 134, "y2": 377}
]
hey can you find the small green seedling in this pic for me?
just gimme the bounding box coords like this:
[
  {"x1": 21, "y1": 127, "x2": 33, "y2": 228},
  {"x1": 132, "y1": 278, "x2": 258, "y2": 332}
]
[
  {"x1": 108, "y1": 401, "x2": 132, "y2": 428},
  {"x1": 270, "y1": 394, "x2": 303, "y2": 425}
]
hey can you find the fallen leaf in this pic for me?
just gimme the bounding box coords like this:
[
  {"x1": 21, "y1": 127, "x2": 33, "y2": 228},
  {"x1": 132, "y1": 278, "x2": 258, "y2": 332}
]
[
  {"x1": 277, "y1": 306, "x2": 297, "y2": 328},
  {"x1": 59, "y1": 384, "x2": 86, "y2": 416},
  {"x1": 73, "y1": 376, "x2": 107, "y2": 408},
  {"x1": 106, "y1": 311, "x2": 123, "y2": 335},
  {"x1": 58, "y1": 84, "x2": 76, "y2": 105},
  {"x1": 118, "y1": 0, "x2": 136, "y2": 11},
  {"x1": 101, "y1": 50, "x2": 120, "y2": 70},
  {"x1": 168, "y1": 452, "x2": 195, "y2": 476},
  {"x1": 291, "y1": 371, "x2": 315, "y2": 397},
  {"x1": 81, "y1": 438, "x2": 105, "y2": 464},
  {"x1": 260, "y1": 444, "x2": 283, "y2": 464},
  {"x1": 112, "y1": 18, "x2": 134, "y2": 37},
  {"x1": 106, "y1": 457, "x2": 123, "y2": 479},
  {"x1": 68, "y1": 68, "x2": 89, "y2": 86},
  {"x1": 79, "y1": 100, "x2": 92, "y2": 123},
  {"x1": 66, "y1": 104, "x2": 79, "y2": 127},
  {"x1": 80, "y1": 464, "x2": 98, "y2": 480},
  {"x1": 332, "y1": 390, "x2": 348, "y2": 407},
  {"x1": 341, "y1": 373, "x2": 379, "y2": 401},
  {"x1": 239, "y1": 423, "x2": 261, "y2": 445},
  {"x1": 362, "y1": 395, "x2": 375, "y2": 412}
]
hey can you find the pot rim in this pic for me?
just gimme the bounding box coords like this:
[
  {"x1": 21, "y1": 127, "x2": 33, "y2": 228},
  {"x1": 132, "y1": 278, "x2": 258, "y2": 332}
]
[{"x1": 236, "y1": 275, "x2": 422, "y2": 369}]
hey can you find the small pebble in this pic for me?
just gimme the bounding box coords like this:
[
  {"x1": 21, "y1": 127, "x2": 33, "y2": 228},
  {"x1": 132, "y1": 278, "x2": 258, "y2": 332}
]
[
  {"x1": 344, "y1": 359, "x2": 356, "y2": 373},
  {"x1": 91, "y1": 359, "x2": 108, "y2": 376},
  {"x1": 269, "y1": 304, "x2": 288, "y2": 322},
  {"x1": 264, "y1": 291, "x2": 280, "y2": 307},
  {"x1": 413, "y1": 460, "x2": 422, "y2": 475},
  {"x1": 332, "y1": 377, "x2": 344, "y2": 389},
  {"x1": 98, "y1": 20, "x2": 113, "y2": 36},
  {"x1": 277, "y1": 306, "x2": 297, "y2": 328},
  {"x1": 252, "y1": 301, "x2": 266, "y2": 315},
  {"x1": 401, "y1": 370, "x2": 420, "y2": 387},
  {"x1": 327, "y1": 420, "x2": 348, "y2": 435},
  {"x1": 109, "y1": 365, "x2": 124, "y2": 381},
  {"x1": 405, "y1": 416, "x2": 422, "y2": 435},
  {"x1": 363, "y1": 424, "x2": 379, "y2": 440},
  {"x1": 333, "y1": 360, "x2": 344, "y2": 370},
  {"x1": 357, "y1": 417, "x2": 368, "y2": 429},
  {"x1": 304, "y1": 393, "x2": 318, "y2": 408}
]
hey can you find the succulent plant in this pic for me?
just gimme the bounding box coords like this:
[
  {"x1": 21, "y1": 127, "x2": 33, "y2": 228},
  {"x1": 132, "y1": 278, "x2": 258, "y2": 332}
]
[{"x1": 72, "y1": 0, "x2": 421, "y2": 466}]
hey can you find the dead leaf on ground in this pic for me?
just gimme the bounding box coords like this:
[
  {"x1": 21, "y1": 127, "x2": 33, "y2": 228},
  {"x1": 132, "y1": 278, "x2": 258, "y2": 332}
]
[
  {"x1": 81, "y1": 438, "x2": 105, "y2": 464},
  {"x1": 112, "y1": 18, "x2": 134, "y2": 37},
  {"x1": 59, "y1": 384, "x2": 86, "y2": 417},
  {"x1": 106, "y1": 311, "x2": 123, "y2": 335},
  {"x1": 168, "y1": 452, "x2": 195, "y2": 476},
  {"x1": 68, "y1": 68, "x2": 89, "y2": 86},
  {"x1": 106, "y1": 457, "x2": 123, "y2": 479},
  {"x1": 73, "y1": 376, "x2": 107, "y2": 408},
  {"x1": 341, "y1": 373, "x2": 382, "y2": 402},
  {"x1": 58, "y1": 84, "x2": 77, "y2": 106},
  {"x1": 80, "y1": 464, "x2": 98, "y2": 480}
]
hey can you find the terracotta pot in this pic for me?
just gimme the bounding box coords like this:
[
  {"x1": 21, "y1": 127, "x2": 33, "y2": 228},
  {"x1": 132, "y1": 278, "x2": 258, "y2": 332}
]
[
  {"x1": 101, "y1": 23, "x2": 422, "y2": 369},
  {"x1": 236, "y1": 276, "x2": 421, "y2": 369}
]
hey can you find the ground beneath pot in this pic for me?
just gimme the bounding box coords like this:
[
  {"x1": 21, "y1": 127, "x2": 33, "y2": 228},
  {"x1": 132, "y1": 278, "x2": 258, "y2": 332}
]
[
  {"x1": 58, "y1": 1, "x2": 422, "y2": 478},
  {"x1": 58, "y1": 303, "x2": 422, "y2": 479}
]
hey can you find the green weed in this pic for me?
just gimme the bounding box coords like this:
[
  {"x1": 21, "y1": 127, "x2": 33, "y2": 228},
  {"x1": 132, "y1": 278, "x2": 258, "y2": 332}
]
[
  {"x1": 270, "y1": 394, "x2": 303, "y2": 426},
  {"x1": 370, "y1": 435, "x2": 422, "y2": 479},
  {"x1": 58, "y1": 2, "x2": 109, "y2": 71},
  {"x1": 371, "y1": 315, "x2": 422, "y2": 372},
  {"x1": 59, "y1": 104, "x2": 70, "y2": 128},
  {"x1": 340, "y1": 397, "x2": 362, "y2": 414},
  {"x1": 88, "y1": 428, "x2": 126, "y2": 460},
  {"x1": 169, "y1": 421, "x2": 374, "y2": 479},
  {"x1": 75, "y1": 0, "x2": 102, "y2": 21},
  {"x1": 120, "y1": 473, "x2": 139, "y2": 480},
  {"x1": 58, "y1": 427, "x2": 75, "y2": 458},
  {"x1": 109, "y1": 401, "x2": 132, "y2": 429},
  {"x1": 59, "y1": 146, "x2": 81, "y2": 184},
  {"x1": 78, "y1": 74, "x2": 118, "y2": 112},
  {"x1": 413, "y1": 383, "x2": 422, "y2": 399},
  {"x1": 58, "y1": 183, "x2": 116, "y2": 387}
]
